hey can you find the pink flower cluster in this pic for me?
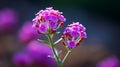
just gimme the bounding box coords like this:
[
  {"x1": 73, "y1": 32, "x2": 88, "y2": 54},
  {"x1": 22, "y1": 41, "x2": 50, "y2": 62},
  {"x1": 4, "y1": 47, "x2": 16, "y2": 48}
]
[
  {"x1": 13, "y1": 41, "x2": 57, "y2": 67},
  {"x1": 0, "y1": 8, "x2": 18, "y2": 33},
  {"x1": 62, "y1": 22, "x2": 87, "y2": 48},
  {"x1": 32, "y1": 7, "x2": 66, "y2": 34},
  {"x1": 32, "y1": 7, "x2": 87, "y2": 49},
  {"x1": 18, "y1": 21, "x2": 39, "y2": 44},
  {"x1": 96, "y1": 56, "x2": 120, "y2": 67}
]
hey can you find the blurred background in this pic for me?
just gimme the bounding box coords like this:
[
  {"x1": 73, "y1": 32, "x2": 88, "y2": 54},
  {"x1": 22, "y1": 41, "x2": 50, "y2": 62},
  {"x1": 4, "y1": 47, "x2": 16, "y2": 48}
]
[{"x1": 0, "y1": 0, "x2": 120, "y2": 67}]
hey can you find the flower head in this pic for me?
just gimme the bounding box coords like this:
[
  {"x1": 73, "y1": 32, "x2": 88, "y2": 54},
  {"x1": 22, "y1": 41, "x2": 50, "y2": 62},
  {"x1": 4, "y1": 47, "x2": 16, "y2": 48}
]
[
  {"x1": 26, "y1": 41, "x2": 57, "y2": 67},
  {"x1": 96, "y1": 56, "x2": 120, "y2": 67},
  {"x1": 12, "y1": 52, "x2": 32, "y2": 67},
  {"x1": 18, "y1": 21, "x2": 39, "y2": 44},
  {"x1": 32, "y1": 7, "x2": 66, "y2": 34},
  {"x1": 62, "y1": 22, "x2": 87, "y2": 49},
  {"x1": 0, "y1": 8, "x2": 18, "y2": 33},
  {"x1": 68, "y1": 40, "x2": 76, "y2": 48}
]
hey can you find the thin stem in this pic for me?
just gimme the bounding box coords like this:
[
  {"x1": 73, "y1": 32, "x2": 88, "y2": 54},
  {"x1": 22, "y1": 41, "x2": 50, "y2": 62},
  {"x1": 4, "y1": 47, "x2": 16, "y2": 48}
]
[
  {"x1": 54, "y1": 38, "x2": 62, "y2": 46},
  {"x1": 62, "y1": 50, "x2": 71, "y2": 63},
  {"x1": 47, "y1": 34, "x2": 62, "y2": 67}
]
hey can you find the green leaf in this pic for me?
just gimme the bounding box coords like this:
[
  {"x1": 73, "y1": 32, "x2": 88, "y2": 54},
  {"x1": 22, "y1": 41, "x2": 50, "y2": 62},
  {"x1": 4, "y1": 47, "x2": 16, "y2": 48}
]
[{"x1": 37, "y1": 39, "x2": 50, "y2": 45}]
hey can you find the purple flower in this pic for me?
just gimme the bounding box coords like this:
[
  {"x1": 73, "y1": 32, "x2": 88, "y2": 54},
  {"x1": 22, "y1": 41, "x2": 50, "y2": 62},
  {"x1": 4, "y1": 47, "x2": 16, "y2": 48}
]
[
  {"x1": 96, "y1": 56, "x2": 120, "y2": 67},
  {"x1": 18, "y1": 21, "x2": 39, "y2": 44},
  {"x1": 32, "y1": 7, "x2": 66, "y2": 34},
  {"x1": 58, "y1": 15, "x2": 66, "y2": 22},
  {"x1": 38, "y1": 22, "x2": 48, "y2": 33},
  {"x1": 63, "y1": 27, "x2": 71, "y2": 34},
  {"x1": 49, "y1": 15, "x2": 58, "y2": 22},
  {"x1": 0, "y1": 8, "x2": 18, "y2": 33},
  {"x1": 62, "y1": 22, "x2": 87, "y2": 48},
  {"x1": 68, "y1": 40, "x2": 76, "y2": 48},
  {"x1": 44, "y1": 15, "x2": 51, "y2": 21},
  {"x1": 49, "y1": 21, "x2": 58, "y2": 28},
  {"x1": 12, "y1": 52, "x2": 32, "y2": 67},
  {"x1": 26, "y1": 41, "x2": 57, "y2": 67},
  {"x1": 79, "y1": 24, "x2": 86, "y2": 31},
  {"x1": 80, "y1": 31, "x2": 87, "y2": 38},
  {"x1": 64, "y1": 22, "x2": 87, "y2": 38},
  {"x1": 70, "y1": 31, "x2": 79, "y2": 37}
]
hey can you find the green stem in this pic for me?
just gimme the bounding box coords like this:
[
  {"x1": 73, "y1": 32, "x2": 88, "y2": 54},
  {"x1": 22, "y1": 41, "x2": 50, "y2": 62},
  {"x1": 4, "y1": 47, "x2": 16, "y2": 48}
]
[
  {"x1": 47, "y1": 34, "x2": 62, "y2": 67},
  {"x1": 54, "y1": 38, "x2": 62, "y2": 46},
  {"x1": 62, "y1": 50, "x2": 71, "y2": 63}
]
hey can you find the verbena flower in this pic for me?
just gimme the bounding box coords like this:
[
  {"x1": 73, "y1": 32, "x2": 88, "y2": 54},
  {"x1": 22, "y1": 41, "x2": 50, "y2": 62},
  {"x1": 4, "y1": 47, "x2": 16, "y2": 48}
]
[
  {"x1": 13, "y1": 41, "x2": 57, "y2": 67},
  {"x1": 67, "y1": 40, "x2": 76, "y2": 48},
  {"x1": 0, "y1": 8, "x2": 18, "y2": 33},
  {"x1": 32, "y1": 7, "x2": 66, "y2": 34},
  {"x1": 62, "y1": 22, "x2": 87, "y2": 48},
  {"x1": 18, "y1": 21, "x2": 39, "y2": 44},
  {"x1": 39, "y1": 22, "x2": 48, "y2": 33},
  {"x1": 96, "y1": 56, "x2": 120, "y2": 67},
  {"x1": 26, "y1": 41, "x2": 57, "y2": 67},
  {"x1": 13, "y1": 52, "x2": 32, "y2": 67}
]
